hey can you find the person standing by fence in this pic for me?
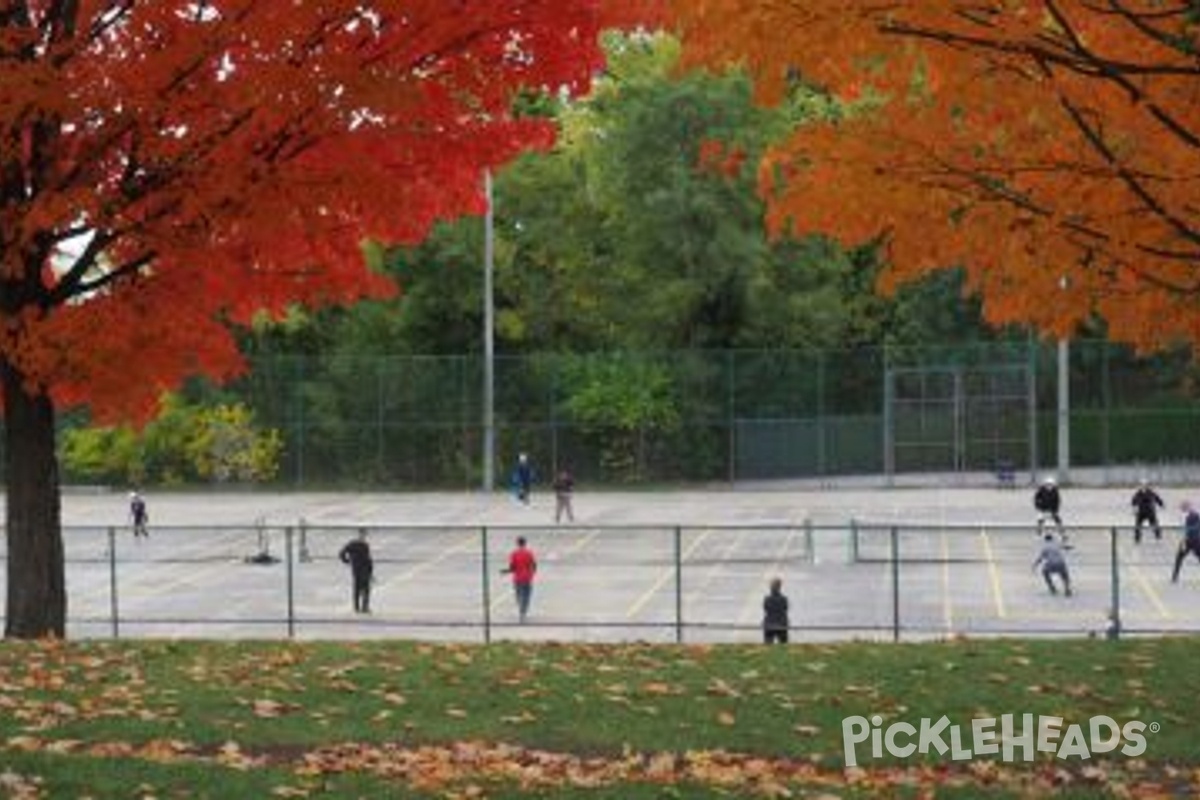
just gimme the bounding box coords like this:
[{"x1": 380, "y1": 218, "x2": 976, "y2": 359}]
[
  {"x1": 129, "y1": 491, "x2": 149, "y2": 539},
  {"x1": 1172, "y1": 502, "x2": 1200, "y2": 583},
  {"x1": 1131, "y1": 479, "x2": 1165, "y2": 543},
  {"x1": 339, "y1": 528, "x2": 374, "y2": 613},
  {"x1": 512, "y1": 453, "x2": 534, "y2": 505},
  {"x1": 553, "y1": 467, "x2": 575, "y2": 524},
  {"x1": 762, "y1": 578, "x2": 790, "y2": 644},
  {"x1": 502, "y1": 536, "x2": 538, "y2": 623}
]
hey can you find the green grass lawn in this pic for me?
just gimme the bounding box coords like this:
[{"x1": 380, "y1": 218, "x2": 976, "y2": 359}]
[{"x1": 1, "y1": 637, "x2": 1198, "y2": 798}]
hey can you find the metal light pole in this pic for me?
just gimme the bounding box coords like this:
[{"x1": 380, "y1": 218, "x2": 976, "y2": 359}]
[
  {"x1": 1057, "y1": 337, "x2": 1070, "y2": 482},
  {"x1": 482, "y1": 170, "x2": 495, "y2": 492},
  {"x1": 1056, "y1": 275, "x2": 1070, "y2": 482}
]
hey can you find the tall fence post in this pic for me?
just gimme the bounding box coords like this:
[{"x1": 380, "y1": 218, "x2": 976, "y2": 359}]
[
  {"x1": 891, "y1": 526, "x2": 901, "y2": 642},
  {"x1": 1110, "y1": 526, "x2": 1122, "y2": 640},
  {"x1": 107, "y1": 526, "x2": 119, "y2": 639},
  {"x1": 674, "y1": 525, "x2": 684, "y2": 644},
  {"x1": 285, "y1": 526, "x2": 296, "y2": 640},
  {"x1": 481, "y1": 526, "x2": 492, "y2": 644}
]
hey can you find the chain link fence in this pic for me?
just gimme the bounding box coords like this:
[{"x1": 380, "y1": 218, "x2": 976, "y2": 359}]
[
  {"x1": 204, "y1": 340, "x2": 1200, "y2": 489},
  {"x1": 12, "y1": 522, "x2": 1199, "y2": 642}
]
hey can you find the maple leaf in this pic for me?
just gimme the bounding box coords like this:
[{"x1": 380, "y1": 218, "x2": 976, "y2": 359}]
[{"x1": 251, "y1": 699, "x2": 292, "y2": 718}]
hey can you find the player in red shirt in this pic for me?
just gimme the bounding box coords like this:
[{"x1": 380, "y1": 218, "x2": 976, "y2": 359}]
[{"x1": 503, "y1": 536, "x2": 538, "y2": 623}]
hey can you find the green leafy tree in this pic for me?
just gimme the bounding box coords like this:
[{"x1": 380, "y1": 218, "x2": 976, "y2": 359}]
[
  {"x1": 62, "y1": 396, "x2": 281, "y2": 486},
  {"x1": 560, "y1": 355, "x2": 682, "y2": 481}
]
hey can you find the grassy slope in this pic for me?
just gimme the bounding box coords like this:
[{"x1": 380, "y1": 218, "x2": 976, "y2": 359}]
[{"x1": 0, "y1": 637, "x2": 1197, "y2": 798}]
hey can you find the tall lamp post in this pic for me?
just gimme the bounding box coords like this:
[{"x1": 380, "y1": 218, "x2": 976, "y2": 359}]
[
  {"x1": 482, "y1": 170, "x2": 495, "y2": 492},
  {"x1": 1056, "y1": 275, "x2": 1070, "y2": 483}
]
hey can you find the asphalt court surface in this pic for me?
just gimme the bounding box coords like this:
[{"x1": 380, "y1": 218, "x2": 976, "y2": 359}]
[{"x1": 3, "y1": 482, "x2": 1200, "y2": 642}]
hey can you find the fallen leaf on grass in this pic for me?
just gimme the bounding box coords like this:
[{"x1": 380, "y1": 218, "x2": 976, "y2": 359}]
[
  {"x1": 216, "y1": 740, "x2": 260, "y2": 771},
  {"x1": 251, "y1": 699, "x2": 296, "y2": 718},
  {"x1": 716, "y1": 711, "x2": 736, "y2": 726},
  {"x1": 0, "y1": 769, "x2": 42, "y2": 800},
  {"x1": 706, "y1": 679, "x2": 741, "y2": 699},
  {"x1": 640, "y1": 681, "x2": 677, "y2": 696}
]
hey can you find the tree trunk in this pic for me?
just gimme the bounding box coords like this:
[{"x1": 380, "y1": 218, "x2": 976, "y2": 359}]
[{"x1": 3, "y1": 363, "x2": 65, "y2": 638}]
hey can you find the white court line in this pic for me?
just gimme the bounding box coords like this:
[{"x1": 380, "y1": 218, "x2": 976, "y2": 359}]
[
  {"x1": 625, "y1": 529, "x2": 714, "y2": 619},
  {"x1": 979, "y1": 528, "x2": 1007, "y2": 618}
]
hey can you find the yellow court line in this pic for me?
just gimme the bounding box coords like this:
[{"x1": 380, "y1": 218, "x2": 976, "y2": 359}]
[
  {"x1": 735, "y1": 527, "x2": 798, "y2": 626},
  {"x1": 490, "y1": 584, "x2": 513, "y2": 612},
  {"x1": 490, "y1": 528, "x2": 603, "y2": 612},
  {"x1": 979, "y1": 529, "x2": 1007, "y2": 618},
  {"x1": 562, "y1": 527, "x2": 604, "y2": 557},
  {"x1": 941, "y1": 531, "x2": 954, "y2": 632},
  {"x1": 77, "y1": 557, "x2": 254, "y2": 608},
  {"x1": 381, "y1": 531, "x2": 478, "y2": 588},
  {"x1": 625, "y1": 528, "x2": 714, "y2": 619},
  {"x1": 70, "y1": 525, "x2": 287, "y2": 610},
  {"x1": 1126, "y1": 551, "x2": 1174, "y2": 620},
  {"x1": 682, "y1": 528, "x2": 751, "y2": 610}
]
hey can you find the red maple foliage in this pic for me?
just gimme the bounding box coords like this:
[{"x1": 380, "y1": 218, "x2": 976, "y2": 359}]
[
  {"x1": 4, "y1": 0, "x2": 650, "y2": 421},
  {"x1": 1, "y1": 1, "x2": 649, "y2": 637}
]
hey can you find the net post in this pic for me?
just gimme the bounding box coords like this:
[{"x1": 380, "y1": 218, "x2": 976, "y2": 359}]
[
  {"x1": 1109, "y1": 526, "x2": 1122, "y2": 640},
  {"x1": 298, "y1": 517, "x2": 310, "y2": 563},
  {"x1": 674, "y1": 525, "x2": 684, "y2": 644},
  {"x1": 481, "y1": 526, "x2": 492, "y2": 644},
  {"x1": 804, "y1": 518, "x2": 815, "y2": 564},
  {"x1": 107, "y1": 526, "x2": 119, "y2": 640},
  {"x1": 285, "y1": 526, "x2": 296, "y2": 640},
  {"x1": 891, "y1": 525, "x2": 901, "y2": 642},
  {"x1": 849, "y1": 518, "x2": 859, "y2": 563}
]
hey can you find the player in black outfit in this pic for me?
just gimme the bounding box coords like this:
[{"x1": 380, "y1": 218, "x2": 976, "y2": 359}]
[
  {"x1": 339, "y1": 528, "x2": 374, "y2": 613},
  {"x1": 1131, "y1": 479, "x2": 1164, "y2": 544},
  {"x1": 762, "y1": 578, "x2": 790, "y2": 644}
]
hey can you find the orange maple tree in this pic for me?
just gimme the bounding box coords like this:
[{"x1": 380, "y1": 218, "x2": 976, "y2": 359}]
[
  {"x1": 663, "y1": 2, "x2": 1200, "y2": 347},
  {"x1": 1, "y1": 1, "x2": 645, "y2": 638}
]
